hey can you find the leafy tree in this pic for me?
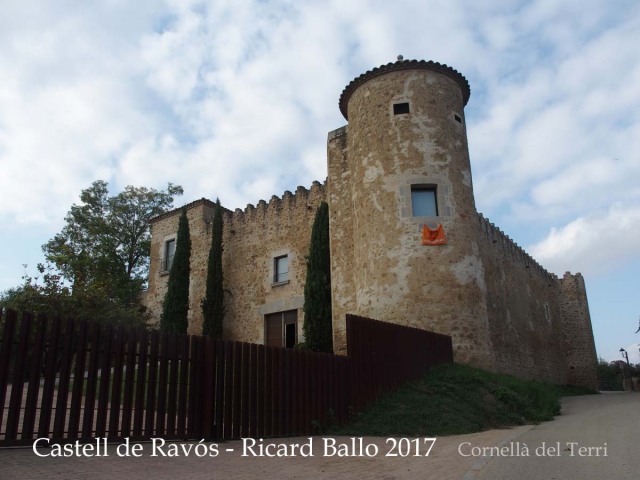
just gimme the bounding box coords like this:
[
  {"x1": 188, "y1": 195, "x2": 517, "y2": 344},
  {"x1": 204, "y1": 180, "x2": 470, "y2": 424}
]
[
  {"x1": 1, "y1": 263, "x2": 72, "y2": 317},
  {"x1": 596, "y1": 359, "x2": 623, "y2": 391},
  {"x1": 2, "y1": 180, "x2": 181, "y2": 325},
  {"x1": 0, "y1": 263, "x2": 147, "y2": 327},
  {"x1": 201, "y1": 199, "x2": 224, "y2": 338},
  {"x1": 303, "y1": 201, "x2": 333, "y2": 353},
  {"x1": 595, "y1": 358, "x2": 640, "y2": 391},
  {"x1": 43, "y1": 180, "x2": 183, "y2": 306},
  {"x1": 160, "y1": 209, "x2": 191, "y2": 333}
]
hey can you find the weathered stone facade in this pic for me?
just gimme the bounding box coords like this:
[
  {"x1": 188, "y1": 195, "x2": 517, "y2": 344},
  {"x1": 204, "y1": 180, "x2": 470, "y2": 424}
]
[{"x1": 144, "y1": 58, "x2": 598, "y2": 388}]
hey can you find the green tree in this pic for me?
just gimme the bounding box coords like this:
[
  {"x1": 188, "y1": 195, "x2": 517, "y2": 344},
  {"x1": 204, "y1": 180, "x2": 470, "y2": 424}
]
[
  {"x1": 596, "y1": 358, "x2": 625, "y2": 391},
  {"x1": 2, "y1": 180, "x2": 182, "y2": 325},
  {"x1": 303, "y1": 201, "x2": 333, "y2": 352},
  {"x1": 160, "y1": 209, "x2": 191, "y2": 333},
  {"x1": 43, "y1": 180, "x2": 183, "y2": 306},
  {"x1": 1, "y1": 263, "x2": 73, "y2": 317},
  {"x1": 201, "y1": 199, "x2": 224, "y2": 338},
  {"x1": 0, "y1": 263, "x2": 147, "y2": 327}
]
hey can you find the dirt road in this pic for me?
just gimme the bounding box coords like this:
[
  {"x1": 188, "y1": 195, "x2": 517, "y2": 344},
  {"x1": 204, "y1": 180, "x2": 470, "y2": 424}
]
[
  {"x1": 1, "y1": 392, "x2": 636, "y2": 480},
  {"x1": 474, "y1": 392, "x2": 639, "y2": 480}
]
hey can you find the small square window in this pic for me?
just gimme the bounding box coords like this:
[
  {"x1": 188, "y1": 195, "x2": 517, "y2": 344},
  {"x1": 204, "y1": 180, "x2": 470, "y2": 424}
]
[
  {"x1": 393, "y1": 102, "x2": 410, "y2": 115},
  {"x1": 454, "y1": 113, "x2": 462, "y2": 123},
  {"x1": 162, "y1": 239, "x2": 176, "y2": 272},
  {"x1": 411, "y1": 186, "x2": 438, "y2": 216},
  {"x1": 274, "y1": 255, "x2": 289, "y2": 283}
]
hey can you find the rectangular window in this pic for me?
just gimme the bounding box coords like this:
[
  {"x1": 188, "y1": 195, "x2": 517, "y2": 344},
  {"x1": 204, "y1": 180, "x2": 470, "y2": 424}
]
[
  {"x1": 411, "y1": 186, "x2": 438, "y2": 216},
  {"x1": 274, "y1": 255, "x2": 289, "y2": 283},
  {"x1": 163, "y1": 239, "x2": 176, "y2": 272},
  {"x1": 393, "y1": 102, "x2": 410, "y2": 115},
  {"x1": 265, "y1": 310, "x2": 297, "y2": 348}
]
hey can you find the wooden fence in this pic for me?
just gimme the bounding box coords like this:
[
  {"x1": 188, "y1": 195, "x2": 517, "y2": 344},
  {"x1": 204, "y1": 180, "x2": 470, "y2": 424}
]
[{"x1": 0, "y1": 310, "x2": 452, "y2": 447}]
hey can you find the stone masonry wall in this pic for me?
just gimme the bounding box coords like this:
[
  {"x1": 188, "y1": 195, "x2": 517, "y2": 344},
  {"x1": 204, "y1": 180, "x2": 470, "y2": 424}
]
[
  {"x1": 476, "y1": 213, "x2": 568, "y2": 384},
  {"x1": 327, "y1": 125, "x2": 355, "y2": 354},
  {"x1": 145, "y1": 184, "x2": 326, "y2": 341},
  {"x1": 220, "y1": 182, "x2": 326, "y2": 343},
  {"x1": 146, "y1": 199, "x2": 217, "y2": 331}
]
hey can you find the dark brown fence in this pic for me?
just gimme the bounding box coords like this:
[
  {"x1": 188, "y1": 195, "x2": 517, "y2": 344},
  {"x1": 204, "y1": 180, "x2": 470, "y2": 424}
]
[
  {"x1": 0, "y1": 310, "x2": 452, "y2": 447},
  {"x1": 347, "y1": 315, "x2": 454, "y2": 410}
]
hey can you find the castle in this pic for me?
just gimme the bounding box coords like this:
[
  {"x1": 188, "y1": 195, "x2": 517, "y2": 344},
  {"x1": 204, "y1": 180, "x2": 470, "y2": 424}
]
[{"x1": 143, "y1": 58, "x2": 598, "y2": 389}]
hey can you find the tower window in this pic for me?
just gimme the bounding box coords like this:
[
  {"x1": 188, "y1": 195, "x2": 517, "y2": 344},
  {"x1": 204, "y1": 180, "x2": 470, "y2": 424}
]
[
  {"x1": 273, "y1": 255, "x2": 289, "y2": 283},
  {"x1": 411, "y1": 186, "x2": 438, "y2": 217},
  {"x1": 393, "y1": 102, "x2": 410, "y2": 115},
  {"x1": 454, "y1": 113, "x2": 462, "y2": 123}
]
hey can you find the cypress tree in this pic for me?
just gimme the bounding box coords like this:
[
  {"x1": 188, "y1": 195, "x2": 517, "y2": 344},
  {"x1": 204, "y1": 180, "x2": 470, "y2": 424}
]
[
  {"x1": 160, "y1": 208, "x2": 191, "y2": 333},
  {"x1": 303, "y1": 201, "x2": 333, "y2": 352},
  {"x1": 202, "y1": 198, "x2": 224, "y2": 338}
]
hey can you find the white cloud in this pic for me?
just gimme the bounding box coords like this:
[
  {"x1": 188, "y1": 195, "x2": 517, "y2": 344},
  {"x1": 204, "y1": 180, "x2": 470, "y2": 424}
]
[
  {"x1": 530, "y1": 157, "x2": 639, "y2": 209},
  {"x1": 0, "y1": 1, "x2": 161, "y2": 225},
  {"x1": 529, "y1": 204, "x2": 640, "y2": 276},
  {"x1": 469, "y1": 4, "x2": 640, "y2": 228}
]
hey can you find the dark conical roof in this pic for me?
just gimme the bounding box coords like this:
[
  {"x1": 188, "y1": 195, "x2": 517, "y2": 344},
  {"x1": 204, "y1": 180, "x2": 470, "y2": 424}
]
[{"x1": 339, "y1": 59, "x2": 470, "y2": 120}]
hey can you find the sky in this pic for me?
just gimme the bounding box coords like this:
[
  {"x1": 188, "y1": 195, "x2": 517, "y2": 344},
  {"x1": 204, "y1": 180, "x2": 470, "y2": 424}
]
[{"x1": 1, "y1": 0, "x2": 639, "y2": 364}]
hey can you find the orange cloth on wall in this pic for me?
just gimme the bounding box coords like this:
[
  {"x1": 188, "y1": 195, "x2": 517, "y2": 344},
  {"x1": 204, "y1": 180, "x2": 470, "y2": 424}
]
[{"x1": 422, "y1": 224, "x2": 447, "y2": 245}]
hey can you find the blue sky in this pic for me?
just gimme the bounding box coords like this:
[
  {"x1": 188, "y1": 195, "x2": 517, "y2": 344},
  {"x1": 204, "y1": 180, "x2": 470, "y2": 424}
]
[{"x1": 1, "y1": 0, "x2": 638, "y2": 363}]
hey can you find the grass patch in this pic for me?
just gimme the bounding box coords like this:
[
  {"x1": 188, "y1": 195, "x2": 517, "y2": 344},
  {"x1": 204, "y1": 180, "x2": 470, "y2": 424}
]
[{"x1": 332, "y1": 364, "x2": 563, "y2": 437}]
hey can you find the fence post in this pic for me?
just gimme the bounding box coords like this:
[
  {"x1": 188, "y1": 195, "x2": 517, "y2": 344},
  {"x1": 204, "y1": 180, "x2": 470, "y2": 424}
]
[
  {"x1": 37, "y1": 316, "x2": 62, "y2": 439},
  {"x1": 201, "y1": 336, "x2": 216, "y2": 440},
  {"x1": 52, "y1": 317, "x2": 76, "y2": 440},
  {"x1": 22, "y1": 314, "x2": 48, "y2": 440},
  {"x1": 5, "y1": 312, "x2": 33, "y2": 441},
  {"x1": 0, "y1": 310, "x2": 18, "y2": 439}
]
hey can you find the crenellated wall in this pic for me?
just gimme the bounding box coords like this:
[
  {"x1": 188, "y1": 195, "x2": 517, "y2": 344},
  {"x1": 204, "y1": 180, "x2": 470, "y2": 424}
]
[
  {"x1": 220, "y1": 181, "x2": 326, "y2": 343},
  {"x1": 476, "y1": 213, "x2": 558, "y2": 284},
  {"x1": 475, "y1": 213, "x2": 567, "y2": 383},
  {"x1": 146, "y1": 182, "x2": 327, "y2": 341}
]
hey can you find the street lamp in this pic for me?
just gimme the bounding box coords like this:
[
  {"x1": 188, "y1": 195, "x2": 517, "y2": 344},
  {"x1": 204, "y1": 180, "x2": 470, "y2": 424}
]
[
  {"x1": 620, "y1": 347, "x2": 629, "y2": 363},
  {"x1": 620, "y1": 348, "x2": 632, "y2": 391}
]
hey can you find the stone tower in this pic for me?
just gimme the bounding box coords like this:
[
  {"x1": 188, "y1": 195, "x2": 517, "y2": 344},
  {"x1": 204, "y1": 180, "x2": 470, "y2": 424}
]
[
  {"x1": 327, "y1": 58, "x2": 493, "y2": 368},
  {"x1": 559, "y1": 272, "x2": 599, "y2": 389}
]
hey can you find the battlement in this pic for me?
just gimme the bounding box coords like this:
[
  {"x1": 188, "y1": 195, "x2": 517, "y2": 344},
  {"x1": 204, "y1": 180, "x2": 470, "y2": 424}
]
[
  {"x1": 223, "y1": 180, "x2": 326, "y2": 226},
  {"x1": 150, "y1": 181, "x2": 327, "y2": 229},
  {"x1": 559, "y1": 271, "x2": 587, "y2": 291},
  {"x1": 477, "y1": 213, "x2": 558, "y2": 284}
]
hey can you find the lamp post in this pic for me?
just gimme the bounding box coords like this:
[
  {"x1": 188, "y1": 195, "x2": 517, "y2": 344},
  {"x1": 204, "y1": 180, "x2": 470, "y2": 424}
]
[{"x1": 620, "y1": 348, "x2": 632, "y2": 391}]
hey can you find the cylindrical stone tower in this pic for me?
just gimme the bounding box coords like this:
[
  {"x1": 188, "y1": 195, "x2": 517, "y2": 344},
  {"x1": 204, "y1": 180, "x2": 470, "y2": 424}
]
[{"x1": 328, "y1": 58, "x2": 492, "y2": 368}]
